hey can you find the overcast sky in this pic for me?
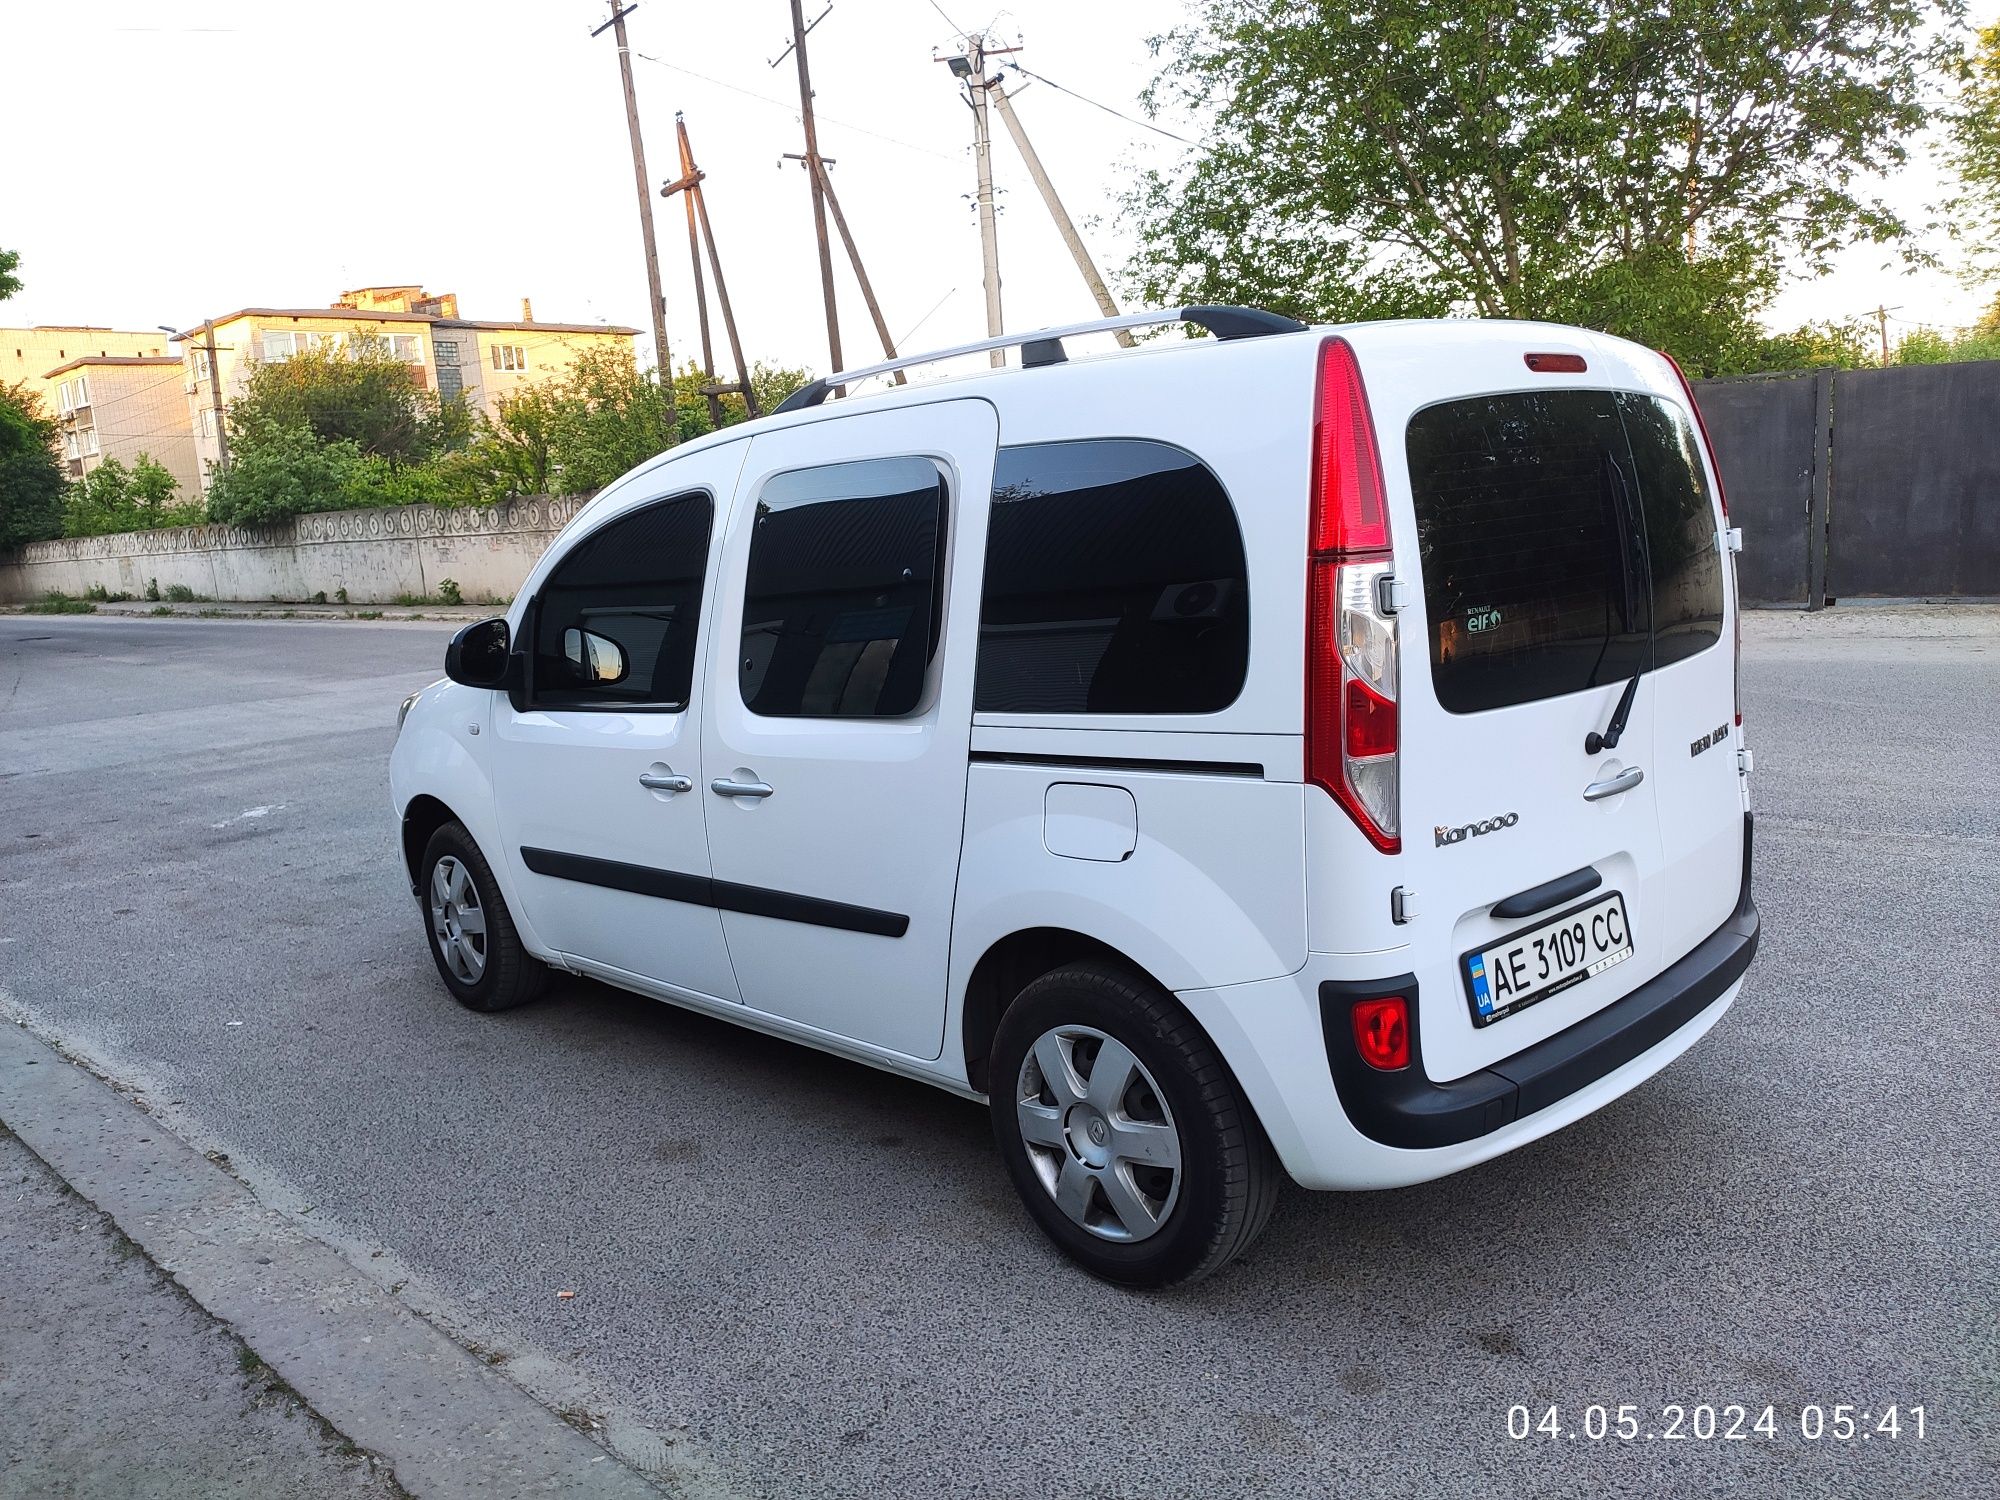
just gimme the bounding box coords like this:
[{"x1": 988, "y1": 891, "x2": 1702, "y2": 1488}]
[{"x1": 1, "y1": 0, "x2": 1989, "y2": 373}]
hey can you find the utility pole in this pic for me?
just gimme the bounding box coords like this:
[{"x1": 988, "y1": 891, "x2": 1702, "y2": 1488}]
[
  {"x1": 786, "y1": 0, "x2": 842, "y2": 373},
  {"x1": 1871, "y1": 304, "x2": 1892, "y2": 366},
  {"x1": 661, "y1": 114, "x2": 761, "y2": 420},
  {"x1": 986, "y1": 75, "x2": 1134, "y2": 349},
  {"x1": 594, "y1": 1, "x2": 673, "y2": 412},
  {"x1": 940, "y1": 34, "x2": 1020, "y2": 366},
  {"x1": 967, "y1": 36, "x2": 1003, "y2": 365},
  {"x1": 203, "y1": 319, "x2": 229, "y2": 474}
]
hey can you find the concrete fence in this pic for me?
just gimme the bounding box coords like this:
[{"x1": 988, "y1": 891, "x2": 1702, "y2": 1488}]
[{"x1": 0, "y1": 495, "x2": 592, "y2": 606}]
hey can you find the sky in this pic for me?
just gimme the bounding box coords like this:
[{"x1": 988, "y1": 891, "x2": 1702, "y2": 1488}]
[{"x1": 0, "y1": 0, "x2": 1990, "y2": 375}]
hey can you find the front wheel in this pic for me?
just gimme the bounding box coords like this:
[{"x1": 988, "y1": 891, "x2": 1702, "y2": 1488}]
[
  {"x1": 419, "y1": 821, "x2": 548, "y2": 1013},
  {"x1": 989, "y1": 962, "x2": 1280, "y2": 1287}
]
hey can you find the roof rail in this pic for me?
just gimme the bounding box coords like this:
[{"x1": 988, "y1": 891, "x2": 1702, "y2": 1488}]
[{"x1": 772, "y1": 305, "x2": 1309, "y2": 414}]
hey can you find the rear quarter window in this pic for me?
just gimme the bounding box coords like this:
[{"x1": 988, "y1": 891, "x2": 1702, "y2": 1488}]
[{"x1": 976, "y1": 439, "x2": 1248, "y2": 714}]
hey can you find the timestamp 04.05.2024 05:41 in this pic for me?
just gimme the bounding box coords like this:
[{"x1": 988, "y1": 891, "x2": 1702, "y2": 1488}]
[{"x1": 1506, "y1": 1404, "x2": 1927, "y2": 1443}]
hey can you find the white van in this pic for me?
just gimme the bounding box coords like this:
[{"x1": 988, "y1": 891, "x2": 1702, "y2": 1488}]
[{"x1": 390, "y1": 308, "x2": 1758, "y2": 1286}]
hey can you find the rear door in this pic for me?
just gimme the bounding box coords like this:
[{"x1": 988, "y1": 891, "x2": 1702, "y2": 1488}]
[
  {"x1": 698, "y1": 399, "x2": 997, "y2": 1059},
  {"x1": 1392, "y1": 380, "x2": 1712, "y2": 1082}
]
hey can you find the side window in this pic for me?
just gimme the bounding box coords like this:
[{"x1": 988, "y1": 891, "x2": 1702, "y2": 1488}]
[
  {"x1": 738, "y1": 457, "x2": 948, "y2": 719},
  {"x1": 530, "y1": 490, "x2": 713, "y2": 710},
  {"x1": 1618, "y1": 393, "x2": 1725, "y2": 668},
  {"x1": 976, "y1": 439, "x2": 1249, "y2": 714}
]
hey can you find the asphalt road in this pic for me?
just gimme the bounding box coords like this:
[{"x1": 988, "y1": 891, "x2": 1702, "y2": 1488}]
[{"x1": 1, "y1": 611, "x2": 1993, "y2": 1500}]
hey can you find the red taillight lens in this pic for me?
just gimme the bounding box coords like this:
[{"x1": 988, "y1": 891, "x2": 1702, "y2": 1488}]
[
  {"x1": 1307, "y1": 337, "x2": 1400, "y2": 852},
  {"x1": 1311, "y1": 336, "x2": 1389, "y2": 553},
  {"x1": 1352, "y1": 997, "x2": 1409, "y2": 1071},
  {"x1": 1524, "y1": 352, "x2": 1588, "y2": 373}
]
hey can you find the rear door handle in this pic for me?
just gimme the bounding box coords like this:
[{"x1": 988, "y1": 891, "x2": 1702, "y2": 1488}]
[
  {"x1": 638, "y1": 771, "x2": 693, "y2": 793},
  {"x1": 710, "y1": 777, "x2": 774, "y2": 800},
  {"x1": 1582, "y1": 766, "x2": 1645, "y2": 801}
]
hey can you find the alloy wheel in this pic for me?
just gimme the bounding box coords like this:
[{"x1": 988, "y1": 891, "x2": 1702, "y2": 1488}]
[
  {"x1": 429, "y1": 855, "x2": 488, "y2": 984},
  {"x1": 1015, "y1": 1024, "x2": 1183, "y2": 1242}
]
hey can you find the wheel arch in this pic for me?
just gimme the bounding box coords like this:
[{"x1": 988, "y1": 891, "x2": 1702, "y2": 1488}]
[{"x1": 400, "y1": 793, "x2": 460, "y2": 896}]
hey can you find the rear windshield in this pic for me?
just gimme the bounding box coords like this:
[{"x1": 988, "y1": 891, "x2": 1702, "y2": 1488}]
[{"x1": 1406, "y1": 389, "x2": 1724, "y2": 715}]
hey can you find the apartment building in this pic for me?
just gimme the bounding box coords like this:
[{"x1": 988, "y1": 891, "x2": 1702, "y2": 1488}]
[
  {"x1": 178, "y1": 286, "x2": 639, "y2": 485},
  {"x1": 44, "y1": 356, "x2": 201, "y2": 496},
  {"x1": 3, "y1": 325, "x2": 173, "y2": 402}
]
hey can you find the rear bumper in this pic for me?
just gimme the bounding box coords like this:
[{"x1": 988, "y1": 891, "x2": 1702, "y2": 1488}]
[
  {"x1": 1322, "y1": 884, "x2": 1757, "y2": 1150},
  {"x1": 1178, "y1": 814, "x2": 1757, "y2": 1190}
]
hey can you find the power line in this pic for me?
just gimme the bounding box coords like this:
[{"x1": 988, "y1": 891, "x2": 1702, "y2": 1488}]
[
  {"x1": 1001, "y1": 61, "x2": 1194, "y2": 146},
  {"x1": 633, "y1": 50, "x2": 960, "y2": 162}
]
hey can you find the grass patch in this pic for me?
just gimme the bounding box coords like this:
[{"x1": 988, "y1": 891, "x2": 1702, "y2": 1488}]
[
  {"x1": 150, "y1": 605, "x2": 174, "y2": 616},
  {"x1": 22, "y1": 593, "x2": 95, "y2": 614},
  {"x1": 354, "y1": 610, "x2": 383, "y2": 620}
]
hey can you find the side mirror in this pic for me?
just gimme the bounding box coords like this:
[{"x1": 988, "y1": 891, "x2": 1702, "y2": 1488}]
[
  {"x1": 563, "y1": 627, "x2": 628, "y2": 685},
  {"x1": 444, "y1": 617, "x2": 514, "y2": 689}
]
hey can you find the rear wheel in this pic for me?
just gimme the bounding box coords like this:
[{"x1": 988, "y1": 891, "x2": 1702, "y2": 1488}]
[
  {"x1": 989, "y1": 961, "x2": 1280, "y2": 1287},
  {"x1": 420, "y1": 821, "x2": 547, "y2": 1013}
]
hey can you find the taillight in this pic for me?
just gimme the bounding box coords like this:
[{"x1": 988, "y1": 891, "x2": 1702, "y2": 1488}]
[
  {"x1": 1661, "y1": 349, "x2": 1742, "y2": 726},
  {"x1": 1351, "y1": 996, "x2": 1409, "y2": 1070},
  {"x1": 1307, "y1": 336, "x2": 1399, "y2": 852}
]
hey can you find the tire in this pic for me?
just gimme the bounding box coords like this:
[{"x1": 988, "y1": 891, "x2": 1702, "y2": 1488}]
[
  {"x1": 419, "y1": 820, "x2": 548, "y2": 1013},
  {"x1": 989, "y1": 961, "x2": 1280, "y2": 1288}
]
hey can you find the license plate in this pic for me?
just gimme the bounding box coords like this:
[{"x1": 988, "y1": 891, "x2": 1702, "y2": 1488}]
[{"x1": 1462, "y1": 892, "x2": 1632, "y2": 1027}]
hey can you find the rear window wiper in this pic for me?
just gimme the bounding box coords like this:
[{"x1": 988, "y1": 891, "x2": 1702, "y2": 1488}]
[{"x1": 1586, "y1": 671, "x2": 1641, "y2": 755}]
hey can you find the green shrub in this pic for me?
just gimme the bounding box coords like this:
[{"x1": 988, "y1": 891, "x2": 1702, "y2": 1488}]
[
  {"x1": 164, "y1": 583, "x2": 197, "y2": 603},
  {"x1": 144, "y1": 577, "x2": 160, "y2": 601},
  {"x1": 436, "y1": 577, "x2": 462, "y2": 606},
  {"x1": 1, "y1": 381, "x2": 65, "y2": 549},
  {"x1": 63, "y1": 454, "x2": 205, "y2": 538},
  {"x1": 22, "y1": 591, "x2": 93, "y2": 614}
]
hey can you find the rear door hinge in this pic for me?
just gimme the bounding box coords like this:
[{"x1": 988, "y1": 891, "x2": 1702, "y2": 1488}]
[
  {"x1": 1738, "y1": 746, "x2": 1755, "y2": 775},
  {"x1": 1722, "y1": 526, "x2": 1744, "y2": 553},
  {"x1": 1391, "y1": 886, "x2": 1420, "y2": 924}
]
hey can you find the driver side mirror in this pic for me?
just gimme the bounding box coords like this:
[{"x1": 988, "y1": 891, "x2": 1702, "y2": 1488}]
[{"x1": 444, "y1": 617, "x2": 515, "y2": 690}]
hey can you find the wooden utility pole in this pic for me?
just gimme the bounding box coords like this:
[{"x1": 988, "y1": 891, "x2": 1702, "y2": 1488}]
[
  {"x1": 809, "y1": 157, "x2": 904, "y2": 381},
  {"x1": 203, "y1": 319, "x2": 229, "y2": 473},
  {"x1": 662, "y1": 115, "x2": 760, "y2": 420},
  {"x1": 787, "y1": 0, "x2": 842, "y2": 373},
  {"x1": 986, "y1": 76, "x2": 1134, "y2": 349},
  {"x1": 1871, "y1": 304, "x2": 1892, "y2": 366},
  {"x1": 673, "y1": 116, "x2": 724, "y2": 427},
  {"x1": 595, "y1": 1, "x2": 673, "y2": 406}
]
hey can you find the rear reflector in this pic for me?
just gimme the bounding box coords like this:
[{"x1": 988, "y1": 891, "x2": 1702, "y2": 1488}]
[
  {"x1": 1352, "y1": 996, "x2": 1410, "y2": 1071},
  {"x1": 1524, "y1": 352, "x2": 1588, "y2": 373}
]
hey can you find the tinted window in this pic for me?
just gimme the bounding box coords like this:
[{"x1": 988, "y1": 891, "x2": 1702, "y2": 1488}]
[
  {"x1": 739, "y1": 457, "x2": 947, "y2": 718},
  {"x1": 1406, "y1": 391, "x2": 1721, "y2": 715},
  {"x1": 530, "y1": 491, "x2": 712, "y2": 710},
  {"x1": 976, "y1": 439, "x2": 1249, "y2": 714},
  {"x1": 1621, "y1": 396, "x2": 1725, "y2": 667}
]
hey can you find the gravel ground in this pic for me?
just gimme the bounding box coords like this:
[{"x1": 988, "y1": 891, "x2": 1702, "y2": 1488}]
[
  {"x1": 0, "y1": 1131, "x2": 403, "y2": 1500},
  {"x1": 0, "y1": 609, "x2": 1993, "y2": 1500}
]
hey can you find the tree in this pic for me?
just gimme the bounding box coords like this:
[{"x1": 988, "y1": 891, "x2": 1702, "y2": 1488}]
[
  {"x1": 1125, "y1": 0, "x2": 1953, "y2": 373},
  {"x1": 1944, "y1": 23, "x2": 2000, "y2": 285},
  {"x1": 0, "y1": 381, "x2": 65, "y2": 549},
  {"x1": 64, "y1": 454, "x2": 206, "y2": 537},
  {"x1": 0, "y1": 247, "x2": 21, "y2": 303},
  {"x1": 228, "y1": 343, "x2": 450, "y2": 466}
]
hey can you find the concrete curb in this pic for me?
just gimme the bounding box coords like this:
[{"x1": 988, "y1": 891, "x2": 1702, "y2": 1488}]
[{"x1": 0, "y1": 1020, "x2": 667, "y2": 1500}]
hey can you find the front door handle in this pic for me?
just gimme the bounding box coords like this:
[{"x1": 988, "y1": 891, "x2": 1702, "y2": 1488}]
[
  {"x1": 1583, "y1": 766, "x2": 1645, "y2": 801},
  {"x1": 710, "y1": 776, "x2": 775, "y2": 800},
  {"x1": 638, "y1": 771, "x2": 693, "y2": 794}
]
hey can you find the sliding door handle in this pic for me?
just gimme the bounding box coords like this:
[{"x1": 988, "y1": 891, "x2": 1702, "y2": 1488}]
[
  {"x1": 710, "y1": 776, "x2": 775, "y2": 800},
  {"x1": 1582, "y1": 766, "x2": 1645, "y2": 802},
  {"x1": 638, "y1": 771, "x2": 693, "y2": 794}
]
